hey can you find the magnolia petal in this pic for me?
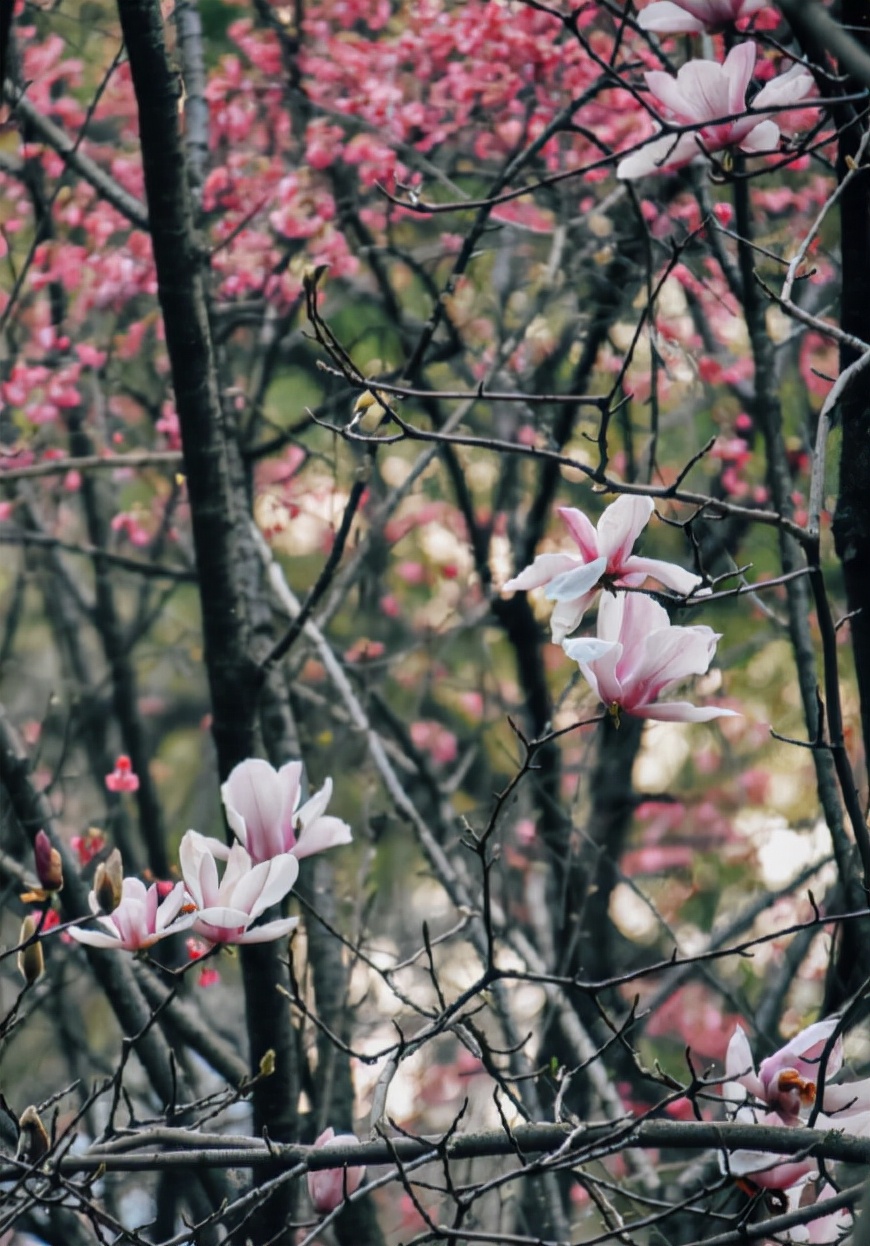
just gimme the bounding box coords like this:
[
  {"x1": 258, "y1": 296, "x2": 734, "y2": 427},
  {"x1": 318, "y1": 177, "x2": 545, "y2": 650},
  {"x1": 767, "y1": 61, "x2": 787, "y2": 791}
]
[
  {"x1": 233, "y1": 915, "x2": 300, "y2": 944},
  {"x1": 502, "y1": 553, "x2": 579, "y2": 593},
  {"x1": 723, "y1": 41, "x2": 757, "y2": 114},
  {"x1": 725, "y1": 1024, "x2": 757, "y2": 1080},
  {"x1": 738, "y1": 118, "x2": 780, "y2": 153},
  {"x1": 638, "y1": 2, "x2": 707, "y2": 33},
  {"x1": 295, "y1": 815, "x2": 353, "y2": 860},
  {"x1": 596, "y1": 495, "x2": 654, "y2": 564},
  {"x1": 550, "y1": 594, "x2": 596, "y2": 642},
  {"x1": 821, "y1": 1079, "x2": 870, "y2": 1117},
  {"x1": 563, "y1": 637, "x2": 621, "y2": 665},
  {"x1": 68, "y1": 927, "x2": 129, "y2": 950},
  {"x1": 545, "y1": 598, "x2": 593, "y2": 647},
  {"x1": 633, "y1": 700, "x2": 740, "y2": 722},
  {"x1": 617, "y1": 132, "x2": 704, "y2": 179},
  {"x1": 753, "y1": 64, "x2": 814, "y2": 111},
  {"x1": 296, "y1": 777, "x2": 334, "y2": 828},
  {"x1": 222, "y1": 758, "x2": 291, "y2": 861},
  {"x1": 622, "y1": 555, "x2": 702, "y2": 596},
  {"x1": 557, "y1": 506, "x2": 599, "y2": 560},
  {"x1": 545, "y1": 557, "x2": 607, "y2": 602}
]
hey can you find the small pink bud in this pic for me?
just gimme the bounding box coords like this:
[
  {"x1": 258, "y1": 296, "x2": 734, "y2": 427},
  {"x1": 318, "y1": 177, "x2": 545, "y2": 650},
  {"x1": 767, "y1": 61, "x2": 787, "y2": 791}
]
[
  {"x1": 105, "y1": 755, "x2": 140, "y2": 793},
  {"x1": 307, "y1": 1128, "x2": 365, "y2": 1214},
  {"x1": 34, "y1": 831, "x2": 63, "y2": 892}
]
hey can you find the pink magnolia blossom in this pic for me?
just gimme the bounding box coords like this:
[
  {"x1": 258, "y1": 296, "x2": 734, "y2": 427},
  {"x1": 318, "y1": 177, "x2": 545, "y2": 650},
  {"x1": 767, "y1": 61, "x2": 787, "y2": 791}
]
[
  {"x1": 617, "y1": 43, "x2": 813, "y2": 179},
  {"x1": 639, "y1": 0, "x2": 766, "y2": 34},
  {"x1": 221, "y1": 758, "x2": 352, "y2": 864},
  {"x1": 725, "y1": 1021, "x2": 870, "y2": 1124},
  {"x1": 307, "y1": 1128, "x2": 366, "y2": 1214},
  {"x1": 563, "y1": 591, "x2": 736, "y2": 722},
  {"x1": 502, "y1": 494, "x2": 702, "y2": 641},
  {"x1": 179, "y1": 830, "x2": 299, "y2": 946},
  {"x1": 791, "y1": 1183, "x2": 854, "y2": 1245},
  {"x1": 725, "y1": 1106, "x2": 818, "y2": 1190},
  {"x1": 68, "y1": 878, "x2": 194, "y2": 951}
]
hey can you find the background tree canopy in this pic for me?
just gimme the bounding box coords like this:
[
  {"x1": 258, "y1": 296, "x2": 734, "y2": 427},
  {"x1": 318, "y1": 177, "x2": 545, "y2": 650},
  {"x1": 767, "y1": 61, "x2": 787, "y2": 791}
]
[{"x1": 2, "y1": 1, "x2": 870, "y2": 1243}]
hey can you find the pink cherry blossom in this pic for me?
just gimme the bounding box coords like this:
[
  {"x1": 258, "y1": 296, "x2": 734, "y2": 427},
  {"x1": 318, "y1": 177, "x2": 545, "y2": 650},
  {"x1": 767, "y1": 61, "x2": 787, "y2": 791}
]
[
  {"x1": 502, "y1": 495, "x2": 702, "y2": 642},
  {"x1": 563, "y1": 591, "x2": 737, "y2": 722},
  {"x1": 221, "y1": 759, "x2": 352, "y2": 864},
  {"x1": 638, "y1": 0, "x2": 766, "y2": 34},
  {"x1": 307, "y1": 1128, "x2": 366, "y2": 1214},
  {"x1": 179, "y1": 829, "x2": 299, "y2": 946},
  {"x1": 105, "y1": 754, "x2": 140, "y2": 793},
  {"x1": 68, "y1": 878, "x2": 194, "y2": 951},
  {"x1": 617, "y1": 43, "x2": 813, "y2": 179}
]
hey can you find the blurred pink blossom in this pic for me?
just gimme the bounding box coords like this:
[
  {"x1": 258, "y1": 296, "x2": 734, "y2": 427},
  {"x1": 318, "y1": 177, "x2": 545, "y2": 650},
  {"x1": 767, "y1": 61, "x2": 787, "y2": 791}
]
[
  {"x1": 307, "y1": 1128, "x2": 366, "y2": 1214},
  {"x1": 105, "y1": 754, "x2": 140, "y2": 792},
  {"x1": 410, "y1": 720, "x2": 458, "y2": 765},
  {"x1": 563, "y1": 592, "x2": 737, "y2": 722},
  {"x1": 617, "y1": 43, "x2": 813, "y2": 179},
  {"x1": 639, "y1": 0, "x2": 766, "y2": 33},
  {"x1": 503, "y1": 494, "x2": 701, "y2": 641}
]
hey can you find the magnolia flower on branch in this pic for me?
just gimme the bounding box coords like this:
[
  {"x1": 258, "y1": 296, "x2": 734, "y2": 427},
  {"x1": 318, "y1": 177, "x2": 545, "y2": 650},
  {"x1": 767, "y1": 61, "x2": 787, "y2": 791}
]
[
  {"x1": 68, "y1": 878, "x2": 195, "y2": 951},
  {"x1": 307, "y1": 1127, "x2": 366, "y2": 1214},
  {"x1": 722, "y1": 1021, "x2": 870, "y2": 1196},
  {"x1": 502, "y1": 494, "x2": 701, "y2": 641},
  {"x1": 563, "y1": 591, "x2": 737, "y2": 722},
  {"x1": 725, "y1": 1020, "x2": 870, "y2": 1125},
  {"x1": 617, "y1": 42, "x2": 814, "y2": 179},
  {"x1": 638, "y1": 0, "x2": 767, "y2": 34},
  {"x1": 179, "y1": 830, "x2": 299, "y2": 946},
  {"x1": 221, "y1": 758, "x2": 352, "y2": 864}
]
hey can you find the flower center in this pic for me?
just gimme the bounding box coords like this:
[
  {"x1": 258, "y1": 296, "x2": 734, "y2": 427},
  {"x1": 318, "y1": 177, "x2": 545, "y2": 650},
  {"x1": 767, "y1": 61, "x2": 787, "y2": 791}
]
[{"x1": 777, "y1": 1069, "x2": 816, "y2": 1105}]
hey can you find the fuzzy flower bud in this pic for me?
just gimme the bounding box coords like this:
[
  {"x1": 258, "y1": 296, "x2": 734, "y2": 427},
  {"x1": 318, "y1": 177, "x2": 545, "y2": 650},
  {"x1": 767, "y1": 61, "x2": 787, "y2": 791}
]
[
  {"x1": 17, "y1": 916, "x2": 44, "y2": 985},
  {"x1": 16, "y1": 1105, "x2": 49, "y2": 1165},
  {"x1": 34, "y1": 830, "x2": 63, "y2": 892},
  {"x1": 93, "y1": 849, "x2": 124, "y2": 914}
]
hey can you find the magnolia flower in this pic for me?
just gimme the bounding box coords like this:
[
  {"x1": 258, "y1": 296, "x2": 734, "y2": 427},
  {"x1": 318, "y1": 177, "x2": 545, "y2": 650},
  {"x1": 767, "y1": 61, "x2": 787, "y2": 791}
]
[
  {"x1": 617, "y1": 42, "x2": 813, "y2": 179},
  {"x1": 221, "y1": 758, "x2": 352, "y2": 864},
  {"x1": 563, "y1": 591, "x2": 736, "y2": 722},
  {"x1": 725, "y1": 1021, "x2": 870, "y2": 1124},
  {"x1": 68, "y1": 878, "x2": 195, "y2": 951},
  {"x1": 791, "y1": 1183, "x2": 853, "y2": 1245},
  {"x1": 725, "y1": 1107, "x2": 818, "y2": 1190},
  {"x1": 307, "y1": 1128, "x2": 366, "y2": 1214},
  {"x1": 179, "y1": 829, "x2": 299, "y2": 946},
  {"x1": 502, "y1": 494, "x2": 701, "y2": 642},
  {"x1": 639, "y1": 0, "x2": 766, "y2": 33}
]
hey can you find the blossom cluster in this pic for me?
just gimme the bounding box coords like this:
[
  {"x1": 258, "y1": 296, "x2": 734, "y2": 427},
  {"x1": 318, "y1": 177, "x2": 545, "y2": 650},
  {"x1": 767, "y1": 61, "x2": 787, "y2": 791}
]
[
  {"x1": 721, "y1": 1020, "x2": 865, "y2": 1236},
  {"x1": 504, "y1": 494, "x2": 734, "y2": 722},
  {"x1": 63, "y1": 759, "x2": 351, "y2": 953},
  {"x1": 618, "y1": 3, "x2": 814, "y2": 180}
]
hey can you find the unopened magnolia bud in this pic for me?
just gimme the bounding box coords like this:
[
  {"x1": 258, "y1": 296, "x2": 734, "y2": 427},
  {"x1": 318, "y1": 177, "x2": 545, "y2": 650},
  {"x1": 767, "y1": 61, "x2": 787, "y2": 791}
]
[
  {"x1": 93, "y1": 849, "x2": 123, "y2": 914},
  {"x1": 16, "y1": 1105, "x2": 49, "y2": 1166},
  {"x1": 34, "y1": 830, "x2": 63, "y2": 892},
  {"x1": 17, "y1": 916, "x2": 44, "y2": 986},
  {"x1": 307, "y1": 1128, "x2": 366, "y2": 1214}
]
